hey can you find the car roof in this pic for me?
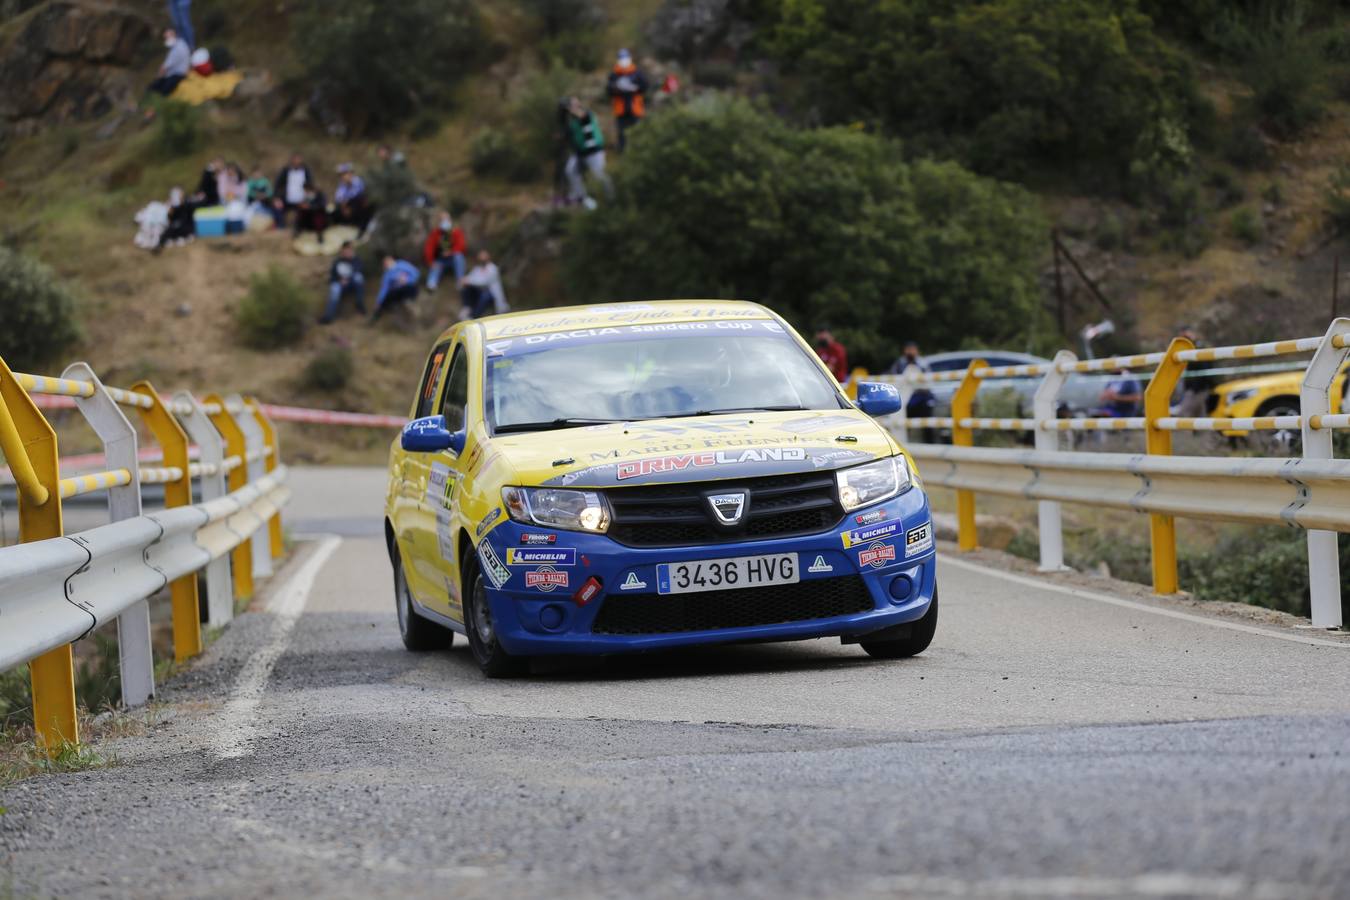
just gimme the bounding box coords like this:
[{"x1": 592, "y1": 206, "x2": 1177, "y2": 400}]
[{"x1": 459, "y1": 300, "x2": 778, "y2": 341}]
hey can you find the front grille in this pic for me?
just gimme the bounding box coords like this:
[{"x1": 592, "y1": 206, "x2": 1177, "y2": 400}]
[
  {"x1": 606, "y1": 472, "x2": 844, "y2": 547},
  {"x1": 591, "y1": 576, "x2": 875, "y2": 635}
]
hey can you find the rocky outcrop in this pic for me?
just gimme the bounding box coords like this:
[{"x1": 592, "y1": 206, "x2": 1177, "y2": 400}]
[{"x1": 0, "y1": 1, "x2": 152, "y2": 135}]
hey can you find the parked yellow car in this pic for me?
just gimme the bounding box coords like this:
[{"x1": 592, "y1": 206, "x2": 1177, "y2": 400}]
[{"x1": 1210, "y1": 365, "x2": 1347, "y2": 447}]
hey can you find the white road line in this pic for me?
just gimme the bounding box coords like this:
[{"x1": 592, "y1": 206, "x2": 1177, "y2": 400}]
[
  {"x1": 865, "y1": 872, "x2": 1313, "y2": 899},
  {"x1": 208, "y1": 535, "x2": 342, "y2": 759},
  {"x1": 941, "y1": 555, "x2": 1350, "y2": 649}
]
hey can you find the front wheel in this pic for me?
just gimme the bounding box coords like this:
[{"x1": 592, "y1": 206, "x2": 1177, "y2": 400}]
[
  {"x1": 392, "y1": 544, "x2": 453, "y2": 652},
  {"x1": 462, "y1": 547, "x2": 529, "y2": 678},
  {"x1": 861, "y1": 589, "x2": 938, "y2": 659}
]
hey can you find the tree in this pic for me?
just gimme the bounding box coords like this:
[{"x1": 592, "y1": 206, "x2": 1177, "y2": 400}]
[{"x1": 561, "y1": 97, "x2": 1047, "y2": 367}]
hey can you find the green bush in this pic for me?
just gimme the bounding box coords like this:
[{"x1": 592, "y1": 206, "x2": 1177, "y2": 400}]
[
  {"x1": 1208, "y1": 2, "x2": 1327, "y2": 138},
  {"x1": 294, "y1": 0, "x2": 485, "y2": 133},
  {"x1": 235, "y1": 265, "x2": 309, "y2": 350},
  {"x1": 1228, "y1": 206, "x2": 1263, "y2": 245},
  {"x1": 155, "y1": 100, "x2": 201, "y2": 157},
  {"x1": 561, "y1": 96, "x2": 1048, "y2": 368},
  {"x1": 1327, "y1": 164, "x2": 1350, "y2": 234},
  {"x1": 0, "y1": 246, "x2": 81, "y2": 371},
  {"x1": 470, "y1": 128, "x2": 539, "y2": 183},
  {"x1": 302, "y1": 345, "x2": 354, "y2": 392}
]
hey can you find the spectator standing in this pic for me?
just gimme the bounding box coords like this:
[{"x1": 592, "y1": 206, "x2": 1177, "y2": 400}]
[
  {"x1": 607, "y1": 49, "x2": 647, "y2": 153},
  {"x1": 459, "y1": 250, "x2": 508, "y2": 319},
  {"x1": 814, "y1": 327, "x2": 849, "y2": 382},
  {"x1": 564, "y1": 97, "x2": 613, "y2": 210},
  {"x1": 1096, "y1": 368, "x2": 1143, "y2": 417},
  {"x1": 372, "y1": 256, "x2": 421, "y2": 323},
  {"x1": 333, "y1": 163, "x2": 373, "y2": 234},
  {"x1": 423, "y1": 213, "x2": 466, "y2": 291},
  {"x1": 320, "y1": 242, "x2": 367, "y2": 324},
  {"x1": 147, "y1": 28, "x2": 190, "y2": 98},
  {"x1": 893, "y1": 341, "x2": 936, "y2": 442},
  {"x1": 273, "y1": 153, "x2": 314, "y2": 228},
  {"x1": 1175, "y1": 324, "x2": 1217, "y2": 417},
  {"x1": 167, "y1": 0, "x2": 194, "y2": 49}
]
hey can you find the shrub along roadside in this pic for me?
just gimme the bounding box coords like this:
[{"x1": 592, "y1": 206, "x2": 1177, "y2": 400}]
[
  {"x1": 0, "y1": 246, "x2": 81, "y2": 372},
  {"x1": 235, "y1": 265, "x2": 310, "y2": 350}
]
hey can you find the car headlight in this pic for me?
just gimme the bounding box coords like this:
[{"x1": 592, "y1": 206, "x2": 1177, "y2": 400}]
[
  {"x1": 502, "y1": 486, "x2": 611, "y2": 533},
  {"x1": 836, "y1": 456, "x2": 911, "y2": 511},
  {"x1": 1226, "y1": 388, "x2": 1257, "y2": 404}
]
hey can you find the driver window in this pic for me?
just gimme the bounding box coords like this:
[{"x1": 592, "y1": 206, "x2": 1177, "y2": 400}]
[
  {"x1": 439, "y1": 345, "x2": 469, "y2": 433},
  {"x1": 414, "y1": 341, "x2": 451, "y2": 419}
]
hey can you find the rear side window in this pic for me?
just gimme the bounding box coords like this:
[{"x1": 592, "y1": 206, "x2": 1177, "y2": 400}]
[
  {"x1": 414, "y1": 341, "x2": 452, "y2": 419},
  {"x1": 439, "y1": 346, "x2": 469, "y2": 432}
]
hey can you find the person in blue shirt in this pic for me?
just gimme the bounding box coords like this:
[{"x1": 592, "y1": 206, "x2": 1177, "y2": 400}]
[
  {"x1": 372, "y1": 255, "x2": 421, "y2": 323},
  {"x1": 1095, "y1": 368, "x2": 1143, "y2": 417},
  {"x1": 319, "y1": 242, "x2": 366, "y2": 324}
]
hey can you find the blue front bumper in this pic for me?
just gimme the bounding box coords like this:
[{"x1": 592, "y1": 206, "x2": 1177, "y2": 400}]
[{"x1": 478, "y1": 487, "x2": 936, "y2": 655}]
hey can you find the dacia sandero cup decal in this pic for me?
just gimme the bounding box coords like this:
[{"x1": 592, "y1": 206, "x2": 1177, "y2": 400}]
[{"x1": 385, "y1": 300, "x2": 938, "y2": 677}]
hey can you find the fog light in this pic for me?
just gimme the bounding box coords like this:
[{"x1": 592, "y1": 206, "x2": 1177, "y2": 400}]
[
  {"x1": 888, "y1": 574, "x2": 914, "y2": 604},
  {"x1": 539, "y1": 604, "x2": 565, "y2": 631}
]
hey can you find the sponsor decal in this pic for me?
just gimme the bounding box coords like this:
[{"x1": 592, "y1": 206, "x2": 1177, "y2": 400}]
[
  {"x1": 841, "y1": 521, "x2": 901, "y2": 549},
  {"x1": 807, "y1": 555, "x2": 833, "y2": 574},
  {"x1": 905, "y1": 522, "x2": 934, "y2": 557},
  {"x1": 574, "y1": 576, "x2": 603, "y2": 605},
  {"x1": 475, "y1": 508, "x2": 502, "y2": 538},
  {"x1": 858, "y1": 541, "x2": 897, "y2": 569},
  {"x1": 854, "y1": 509, "x2": 888, "y2": 526},
  {"x1": 617, "y1": 447, "x2": 807, "y2": 481},
  {"x1": 506, "y1": 548, "x2": 577, "y2": 566},
  {"x1": 707, "y1": 492, "x2": 747, "y2": 525},
  {"x1": 777, "y1": 414, "x2": 862, "y2": 435},
  {"x1": 525, "y1": 566, "x2": 569, "y2": 592},
  {"x1": 478, "y1": 542, "x2": 510, "y2": 589},
  {"x1": 520, "y1": 532, "x2": 557, "y2": 545},
  {"x1": 427, "y1": 462, "x2": 456, "y2": 509},
  {"x1": 620, "y1": 572, "x2": 648, "y2": 590}
]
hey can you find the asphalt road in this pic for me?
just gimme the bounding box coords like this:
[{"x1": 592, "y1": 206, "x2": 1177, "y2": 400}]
[{"x1": 4, "y1": 467, "x2": 1350, "y2": 899}]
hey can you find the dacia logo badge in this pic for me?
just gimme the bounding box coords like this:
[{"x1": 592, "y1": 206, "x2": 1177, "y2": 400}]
[{"x1": 707, "y1": 492, "x2": 747, "y2": 525}]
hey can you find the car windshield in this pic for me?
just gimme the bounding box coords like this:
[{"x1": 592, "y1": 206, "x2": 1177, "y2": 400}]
[{"x1": 485, "y1": 321, "x2": 843, "y2": 432}]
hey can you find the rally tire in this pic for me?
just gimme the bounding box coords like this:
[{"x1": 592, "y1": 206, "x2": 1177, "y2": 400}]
[
  {"x1": 392, "y1": 545, "x2": 453, "y2": 652},
  {"x1": 861, "y1": 590, "x2": 938, "y2": 659},
  {"x1": 462, "y1": 547, "x2": 529, "y2": 678}
]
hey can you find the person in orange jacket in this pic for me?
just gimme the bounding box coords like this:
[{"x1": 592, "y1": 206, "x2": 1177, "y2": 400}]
[
  {"x1": 606, "y1": 48, "x2": 647, "y2": 153},
  {"x1": 423, "y1": 212, "x2": 466, "y2": 292}
]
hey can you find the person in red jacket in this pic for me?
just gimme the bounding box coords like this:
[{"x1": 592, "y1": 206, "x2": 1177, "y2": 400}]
[
  {"x1": 606, "y1": 48, "x2": 647, "y2": 153},
  {"x1": 814, "y1": 326, "x2": 849, "y2": 382},
  {"x1": 423, "y1": 212, "x2": 466, "y2": 292}
]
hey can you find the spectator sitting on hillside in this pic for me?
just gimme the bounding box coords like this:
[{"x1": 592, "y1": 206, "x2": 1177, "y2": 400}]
[
  {"x1": 1095, "y1": 368, "x2": 1143, "y2": 417},
  {"x1": 814, "y1": 326, "x2": 849, "y2": 382},
  {"x1": 293, "y1": 185, "x2": 328, "y2": 243},
  {"x1": 147, "y1": 28, "x2": 190, "y2": 100},
  {"x1": 218, "y1": 161, "x2": 247, "y2": 205},
  {"x1": 423, "y1": 212, "x2": 466, "y2": 291},
  {"x1": 192, "y1": 157, "x2": 223, "y2": 206},
  {"x1": 333, "y1": 163, "x2": 373, "y2": 234},
  {"x1": 246, "y1": 166, "x2": 279, "y2": 224},
  {"x1": 155, "y1": 187, "x2": 195, "y2": 252},
  {"x1": 320, "y1": 242, "x2": 367, "y2": 324},
  {"x1": 606, "y1": 48, "x2": 647, "y2": 153},
  {"x1": 564, "y1": 96, "x2": 613, "y2": 211},
  {"x1": 372, "y1": 255, "x2": 421, "y2": 323},
  {"x1": 459, "y1": 250, "x2": 508, "y2": 319},
  {"x1": 273, "y1": 153, "x2": 314, "y2": 227}
]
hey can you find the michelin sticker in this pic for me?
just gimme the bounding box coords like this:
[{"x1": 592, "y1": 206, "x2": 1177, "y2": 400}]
[
  {"x1": 478, "y1": 542, "x2": 511, "y2": 589},
  {"x1": 858, "y1": 541, "x2": 897, "y2": 569},
  {"x1": 505, "y1": 548, "x2": 577, "y2": 566},
  {"x1": 840, "y1": 521, "x2": 901, "y2": 549},
  {"x1": 620, "y1": 572, "x2": 648, "y2": 591},
  {"x1": 905, "y1": 522, "x2": 934, "y2": 557},
  {"x1": 807, "y1": 555, "x2": 833, "y2": 574},
  {"x1": 475, "y1": 507, "x2": 502, "y2": 538}
]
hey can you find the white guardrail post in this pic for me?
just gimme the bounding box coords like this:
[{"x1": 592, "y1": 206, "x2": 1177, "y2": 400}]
[
  {"x1": 1301, "y1": 317, "x2": 1350, "y2": 628},
  {"x1": 63, "y1": 362, "x2": 155, "y2": 708},
  {"x1": 1033, "y1": 350, "x2": 1076, "y2": 571},
  {"x1": 230, "y1": 393, "x2": 273, "y2": 581},
  {"x1": 174, "y1": 391, "x2": 234, "y2": 626}
]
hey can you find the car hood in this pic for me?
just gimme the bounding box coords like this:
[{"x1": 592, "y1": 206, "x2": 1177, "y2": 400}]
[
  {"x1": 1217, "y1": 372, "x2": 1301, "y2": 395},
  {"x1": 491, "y1": 410, "x2": 897, "y2": 488}
]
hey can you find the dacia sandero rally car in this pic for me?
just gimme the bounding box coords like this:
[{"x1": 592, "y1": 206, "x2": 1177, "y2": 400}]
[{"x1": 385, "y1": 301, "x2": 937, "y2": 676}]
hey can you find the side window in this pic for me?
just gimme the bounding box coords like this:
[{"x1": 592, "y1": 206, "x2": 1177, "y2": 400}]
[
  {"x1": 414, "y1": 341, "x2": 452, "y2": 419},
  {"x1": 439, "y1": 346, "x2": 469, "y2": 433}
]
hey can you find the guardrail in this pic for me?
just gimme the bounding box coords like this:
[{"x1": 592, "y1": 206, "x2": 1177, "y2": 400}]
[
  {"x1": 0, "y1": 355, "x2": 305, "y2": 752},
  {"x1": 876, "y1": 318, "x2": 1350, "y2": 629}
]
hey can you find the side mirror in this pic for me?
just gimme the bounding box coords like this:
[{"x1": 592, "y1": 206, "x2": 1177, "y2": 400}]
[
  {"x1": 401, "y1": 415, "x2": 467, "y2": 454},
  {"x1": 855, "y1": 381, "x2": 903, "y2": 417}
]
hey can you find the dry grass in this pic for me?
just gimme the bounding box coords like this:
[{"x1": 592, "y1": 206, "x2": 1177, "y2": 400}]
[{"x1": 0, "y1": 702, "x2": 155, "y2": 786}]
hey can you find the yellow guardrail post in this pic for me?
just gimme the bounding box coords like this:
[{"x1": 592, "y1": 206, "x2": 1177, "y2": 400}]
[
  {"x1": 951, "y1": 359, "x2": 986, "y2": 551},
  {"x1": 133, "y1": 380, "x2": 202, "y2": 662},
  {"x1": 1144, "y1": 337, "x2": 1193, "y2": 595},
  {"x1": 844, "y1": 367, "x2": 869, "y2": 401},
  {"x1": 0, "y1": 356, "x2": 75, "y2": 750},
  {"x1": 205, "y1": 392, "x2": 253, "y2": 602},
  {"x1": 245, "y1": 397, "x2": 284, "y2": 560}
]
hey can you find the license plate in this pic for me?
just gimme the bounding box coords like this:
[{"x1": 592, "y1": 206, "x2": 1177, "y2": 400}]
[{"x1": 656, "y1": 553, "x2": 799, "y2": 595}]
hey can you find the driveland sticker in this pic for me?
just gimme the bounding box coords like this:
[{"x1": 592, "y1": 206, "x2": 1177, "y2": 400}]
[
  {"x1": 506, "y1": 548, "x2": 577, "y2": 567},
  {"x1": 525, "y1": 566, "x2": 569, "y2": 592},
  {"x1": 905, "y1": 522, "x2": 934, "y2": 557},
  {"x1": 858, "y1": 541, "x2": 897, "y2": 569},
  {"x1": 841, "y1": 521, "x2": 901, "y2": 549}
]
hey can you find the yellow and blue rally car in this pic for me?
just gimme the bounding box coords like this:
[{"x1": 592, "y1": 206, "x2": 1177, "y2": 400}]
[{"x1": 385, "y1": 300, "x2": 937, "y2": 676}]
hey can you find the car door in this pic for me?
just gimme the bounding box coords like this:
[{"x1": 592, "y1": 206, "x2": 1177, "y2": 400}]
[
  {"x1": 397, "y1": 339, "x2": 453, "y2": 606},
  {"x1": 423, "y1": 343, "x2": 473, "y2": 620}
]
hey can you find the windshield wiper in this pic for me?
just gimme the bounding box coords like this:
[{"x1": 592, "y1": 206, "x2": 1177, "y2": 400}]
[
  {"x1": 494, "y1": 417, "x2": 623, "y2": 434},
  {"x1": 689, "y1": 405, "x2": 809, "y2": 416}
]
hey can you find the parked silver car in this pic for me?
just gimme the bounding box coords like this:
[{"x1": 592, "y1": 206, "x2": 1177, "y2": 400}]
[{"x1": 887, "y1": 350, "x2": 1111, "y2": 417}]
